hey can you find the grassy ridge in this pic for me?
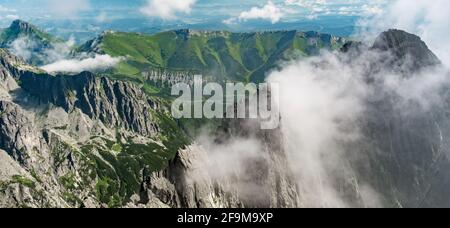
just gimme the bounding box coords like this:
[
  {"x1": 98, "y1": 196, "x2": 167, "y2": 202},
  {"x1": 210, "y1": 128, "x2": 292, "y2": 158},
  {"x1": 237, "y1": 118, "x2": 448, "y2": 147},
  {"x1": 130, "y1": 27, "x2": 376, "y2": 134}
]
[{"x1": 97, "y1": 30, "x2": 345, "y2": 83}]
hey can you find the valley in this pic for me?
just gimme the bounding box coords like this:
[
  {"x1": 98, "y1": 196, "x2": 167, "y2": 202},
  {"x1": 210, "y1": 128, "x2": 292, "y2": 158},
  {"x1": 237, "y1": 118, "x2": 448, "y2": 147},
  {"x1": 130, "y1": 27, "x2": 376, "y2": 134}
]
[{"x1": 1, "y1": 18, "x2": 450, "y2": 209}]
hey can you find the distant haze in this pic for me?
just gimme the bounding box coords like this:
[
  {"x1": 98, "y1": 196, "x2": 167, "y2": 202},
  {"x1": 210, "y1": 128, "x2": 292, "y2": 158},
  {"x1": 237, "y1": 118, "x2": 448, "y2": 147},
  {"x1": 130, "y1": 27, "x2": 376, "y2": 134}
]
[{"x1": 0, "y1": 0, "x2": 391, "y2": 42}]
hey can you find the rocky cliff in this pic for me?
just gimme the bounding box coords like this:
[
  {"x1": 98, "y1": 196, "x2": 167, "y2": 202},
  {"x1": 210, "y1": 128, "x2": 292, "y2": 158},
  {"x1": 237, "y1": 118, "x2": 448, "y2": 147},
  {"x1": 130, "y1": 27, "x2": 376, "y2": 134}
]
[
  {"x1": 19, "y1": 71, "x2": 160, "y2": 137},
  {"x1": 0, "y1": 48, "x2": 173, "y2": 207},
  {"x1": 0, "y1": 47, "x2": 299, "y2": 208},
  {"x1": 338, "y1": 29, "x2": 450, "y2": 207},
  {"x1": 1, "y1": 29, "x2": 450, "y2": 208},
  {"x1": 136, "y1": 118, "x2": 301, "y2": 208}
]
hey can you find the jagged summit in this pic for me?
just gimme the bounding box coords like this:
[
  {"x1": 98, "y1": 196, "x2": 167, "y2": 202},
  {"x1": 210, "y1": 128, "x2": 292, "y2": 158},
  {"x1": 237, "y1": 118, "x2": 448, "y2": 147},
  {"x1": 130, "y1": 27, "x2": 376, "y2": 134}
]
[
  {"x1": 8, "y1": 20, "x2": 37, "y2": 34},
  {"x1": 1, "y1": 19, "x2": 52, "y2": 42},
  {"x1": 372, "y1": 29, "x2": 441, "y2": 69},
  {"x1": 0, "y1": 20, "x2": 65, "y2": 66}
]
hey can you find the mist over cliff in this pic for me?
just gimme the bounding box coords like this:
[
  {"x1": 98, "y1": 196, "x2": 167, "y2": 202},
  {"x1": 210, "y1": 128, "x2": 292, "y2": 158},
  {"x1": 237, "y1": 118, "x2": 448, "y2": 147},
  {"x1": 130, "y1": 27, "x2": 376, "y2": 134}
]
[
  {"x1": 187, "y1": 1, "x2": 450, "y2": 207},
  {"x1": 1, "y1": 0, "x2": 450, "y2": 208}
]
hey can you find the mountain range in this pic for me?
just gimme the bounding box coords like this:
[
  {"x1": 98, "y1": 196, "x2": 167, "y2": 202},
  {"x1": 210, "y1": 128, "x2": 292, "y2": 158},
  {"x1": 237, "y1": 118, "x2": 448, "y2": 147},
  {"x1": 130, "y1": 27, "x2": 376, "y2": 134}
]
[
  {"x1": 1, "y1": 20, "x2": 450, "y2": 208},
  {"x1": 79, "y1": 29, "x2": 345, "y2": 83},
  {"x1": 2, "y1": 20, "x2": 346, "y2": 83}
]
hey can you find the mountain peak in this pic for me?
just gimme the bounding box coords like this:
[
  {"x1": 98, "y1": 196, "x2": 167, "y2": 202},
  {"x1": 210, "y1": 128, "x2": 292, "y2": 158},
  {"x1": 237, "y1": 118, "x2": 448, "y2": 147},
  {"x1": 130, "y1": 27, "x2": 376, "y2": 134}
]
[
  {"x1": 5, "y1": 19, "x2": 54, "y2": 43},
  {"x1": 372, "y1": 29, "x2": 441, "y2": 69},
  {"x1": 9, "y1": 20, "x2": 36, "y2": 34},
  {"x1": 0, "y1": 20, "x2": 61, "y2": 65}
]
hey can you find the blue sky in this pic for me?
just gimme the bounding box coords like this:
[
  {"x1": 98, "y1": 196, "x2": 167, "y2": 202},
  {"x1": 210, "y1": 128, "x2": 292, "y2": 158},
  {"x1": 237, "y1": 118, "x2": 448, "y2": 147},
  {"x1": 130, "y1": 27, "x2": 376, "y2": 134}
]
[
  {"x1": 0, "y1": 0, "x2": 387, "y2": 21},
  {"x1": 2, "y1": 0, "x2": 449, "y2": 66},
  {"x1": 0, "y1": 0, "x2": 390, "y2": 41}
]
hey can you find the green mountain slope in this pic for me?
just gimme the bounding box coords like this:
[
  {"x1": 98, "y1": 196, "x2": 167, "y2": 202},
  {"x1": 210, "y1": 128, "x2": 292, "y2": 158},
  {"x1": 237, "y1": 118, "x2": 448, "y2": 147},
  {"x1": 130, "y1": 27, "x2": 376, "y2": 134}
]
[
  {"x1": 0, "y1": 20, "x2": 55, "y2": 44},
  {"x1": 0, "y1": 20, "x2": 345, "y2": 84},
  {"x1": 0, "y1": 20, "x2": 66, "y2": 65},
  {"x1": 81, "y1": 29, "x2": 345, "y2": 83}
]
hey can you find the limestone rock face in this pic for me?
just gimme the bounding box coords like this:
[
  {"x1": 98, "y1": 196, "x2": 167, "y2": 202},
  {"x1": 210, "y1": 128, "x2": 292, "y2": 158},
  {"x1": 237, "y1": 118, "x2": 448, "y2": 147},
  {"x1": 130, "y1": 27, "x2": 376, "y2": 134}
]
[
  {"x1": 0, "y1": 49, "x2": 160, "y2": 207},
  {"x1": 1, "y1": 29, "x2": 450, "y2": 208},
  {"x1": 338, "y1": 30, "x2": 450, "y2": 207},
  {"x1": 18, "y1": 72, "x2": 159, "y2": 137},
  {"x1": 0, "y1": 47, "x2": 301, "y2": 208}
]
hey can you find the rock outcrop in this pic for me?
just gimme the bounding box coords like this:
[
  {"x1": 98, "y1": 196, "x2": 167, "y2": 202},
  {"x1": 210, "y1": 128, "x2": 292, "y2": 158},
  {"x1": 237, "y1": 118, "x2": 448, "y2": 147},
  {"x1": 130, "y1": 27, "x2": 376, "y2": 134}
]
[
  {"x1": 18, "y1": 71, "x2": 159, "y2": 137},
  {"x1": 138, "y1": 119, "x2": 300, "y2": 208},
  {"x1": 1, "y1": 29, "x2": 450, "y2": 208},
  {"x1": 372, "y1": 29, "x2": 441, "y2": 71}
]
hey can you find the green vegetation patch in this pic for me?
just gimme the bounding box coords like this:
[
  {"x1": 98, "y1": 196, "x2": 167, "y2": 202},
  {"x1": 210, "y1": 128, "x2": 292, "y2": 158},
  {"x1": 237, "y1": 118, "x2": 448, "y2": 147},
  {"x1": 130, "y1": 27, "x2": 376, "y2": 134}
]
[
  {"x1": 60, "y1": 173, "x2": 78, "y2": 191},
  {"x1": 0, "y1": 180, "x2": 8, "y2": 191},
  {"x1": 81, "y1": 117, "x2": 190, "y2": 207},
  {"x1": 11, "y1": 175, "x2": 35, "y2": 188}
]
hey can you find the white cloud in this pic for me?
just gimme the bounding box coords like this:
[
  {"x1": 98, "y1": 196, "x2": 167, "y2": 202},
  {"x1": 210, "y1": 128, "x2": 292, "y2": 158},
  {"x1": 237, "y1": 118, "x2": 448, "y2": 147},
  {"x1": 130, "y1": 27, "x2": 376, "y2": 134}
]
[
  {"x1": 222, "y1": 18, "x2": 236, "y2": 25},
  {"x1": 0, "y1": 5, "x2": 18, "y2": 20},
  {"x1": 0, "y1": 5, "x2": 16, "y2": 13},
  {"x1": 46, "y1": 0, "x2": 90, "y2": 18},
  {"x1": 7, "y1": 36, "x2": 75, "y2": 65},
  {"x1": 8, "y1": 37, "x2": 36, "y2": 62},
  {"x1": 362, "y1": 4, "x2": 383, "y2": 15},
  {"x1": 285, "y1": 0, "x2": 328, "y2": 8},
  {"x1": 225, "y1": 0, "x2": 384, "y2": 25},
  {"x1": 140, "y1": 0, "x2": 196, "y2": 20},
  {"x1": 267, "y1": 52, "x2": 370, "y2": 207},
  {"x1": 41, "y1": 55, "x2": 124, "y2": 74},
  {"x1": 238, "y1": 1, "x2": 284, "y2": 24},
  {"x1": 95, "y1": 11, "x2": 110, "y2": 23},
  {"x1": 224, "y1": 1, "x2": 285, "y2": 25},
  {"x1": 5, "y1": 14, "x2": 19, "y2": 20},
  {"x1": 285, "y1": 0, "x2": 331, "y2": 19},
  {"x1": 285, "y1": 0, "x2": 386, "y2": 18}
]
